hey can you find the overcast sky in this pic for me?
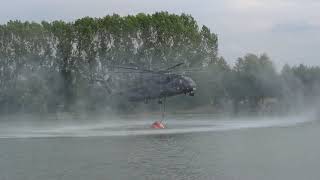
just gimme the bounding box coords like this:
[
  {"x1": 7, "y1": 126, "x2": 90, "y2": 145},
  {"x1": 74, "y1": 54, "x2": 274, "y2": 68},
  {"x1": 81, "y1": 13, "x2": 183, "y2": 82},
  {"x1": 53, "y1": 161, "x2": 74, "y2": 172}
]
[{"x1": 1, "y1": 0, "x2": 320, "y2": 68}]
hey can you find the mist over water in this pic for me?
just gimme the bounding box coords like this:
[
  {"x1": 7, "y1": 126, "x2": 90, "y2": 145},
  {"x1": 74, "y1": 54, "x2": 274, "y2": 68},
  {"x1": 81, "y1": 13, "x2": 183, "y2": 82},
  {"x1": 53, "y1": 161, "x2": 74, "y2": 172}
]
[{"x1": 0, "y1": 111, "x2": 316, "y2": 139}]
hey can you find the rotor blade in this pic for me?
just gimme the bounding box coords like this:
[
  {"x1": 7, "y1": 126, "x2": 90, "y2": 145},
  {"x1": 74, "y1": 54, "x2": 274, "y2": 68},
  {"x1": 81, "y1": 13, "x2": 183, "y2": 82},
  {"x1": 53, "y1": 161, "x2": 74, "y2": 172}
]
[
  {"x1": 109, "y1": 71, "x2": 159, "y2": 74},
  {"x1": 112, "y1": 66, "x2": 140, "y2": 71},
  {"x1": 176, "y1": 68, "x2": 205, "y2": 72},
  {"x1": 163, "y1": 62, "x2": 184, "y2": 71},
  {"x1": 112, "y1": 65, "x2": 156, "y2": 73}
]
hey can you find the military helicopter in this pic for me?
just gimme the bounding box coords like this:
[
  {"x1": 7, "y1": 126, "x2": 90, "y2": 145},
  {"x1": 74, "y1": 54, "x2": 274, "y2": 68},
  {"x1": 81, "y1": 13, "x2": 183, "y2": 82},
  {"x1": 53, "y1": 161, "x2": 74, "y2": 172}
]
[
  {"x1": 113, "y1": 63, "x2": 197, "y2": 104},
  {"x1": 95, "y1": 62, "x2": 197, "y2": 128}
]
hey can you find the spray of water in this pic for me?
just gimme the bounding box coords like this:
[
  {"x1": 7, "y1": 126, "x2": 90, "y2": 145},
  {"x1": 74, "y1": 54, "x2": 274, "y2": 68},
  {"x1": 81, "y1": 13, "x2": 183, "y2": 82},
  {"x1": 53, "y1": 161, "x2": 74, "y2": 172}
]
[{"x1": 0, "y1": 110, "x2": 316, "y2": 139}]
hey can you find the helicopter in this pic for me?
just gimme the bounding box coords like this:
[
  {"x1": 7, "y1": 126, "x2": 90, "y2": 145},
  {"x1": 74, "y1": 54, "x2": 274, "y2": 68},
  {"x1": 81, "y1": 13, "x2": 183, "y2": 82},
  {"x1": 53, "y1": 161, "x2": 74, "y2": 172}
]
[
  {"x1": 96, "y1": 62, "x2": 197, "y2": 104},
  {"x1": 93, "y1": 62, "x2": 197, "y2": 128}
]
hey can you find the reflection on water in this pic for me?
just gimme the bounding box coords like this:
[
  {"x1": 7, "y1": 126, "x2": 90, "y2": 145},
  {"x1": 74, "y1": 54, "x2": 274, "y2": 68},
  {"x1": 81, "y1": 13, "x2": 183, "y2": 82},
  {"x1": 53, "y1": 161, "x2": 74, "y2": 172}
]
[{"x1": 128, "y1": 134, "x2": 208, "y2": 180}]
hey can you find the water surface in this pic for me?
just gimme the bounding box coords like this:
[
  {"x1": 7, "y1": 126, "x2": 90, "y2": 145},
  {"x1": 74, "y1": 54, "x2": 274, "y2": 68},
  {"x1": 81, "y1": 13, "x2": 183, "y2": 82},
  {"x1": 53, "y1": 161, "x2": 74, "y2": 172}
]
[{"x1": 0, "y1": 114, "x2": 319, "y2": 180}]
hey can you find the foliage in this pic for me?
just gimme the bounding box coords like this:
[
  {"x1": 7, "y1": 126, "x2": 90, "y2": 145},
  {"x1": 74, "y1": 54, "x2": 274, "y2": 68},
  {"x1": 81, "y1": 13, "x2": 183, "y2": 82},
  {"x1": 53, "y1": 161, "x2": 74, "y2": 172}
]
[
  {"x1": 0, "y1": 12, "x2": 218, "y2": 113},
  {"x1": 0, "y1": 13, "x2": 320, "y2": 114}
]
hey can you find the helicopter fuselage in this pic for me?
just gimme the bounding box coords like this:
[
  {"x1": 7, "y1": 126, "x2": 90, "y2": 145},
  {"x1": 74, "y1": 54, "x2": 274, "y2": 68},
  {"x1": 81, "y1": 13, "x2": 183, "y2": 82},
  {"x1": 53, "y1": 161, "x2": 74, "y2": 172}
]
[{"x1": 124, "y1": 73, "x2": 196, "y2": 102}]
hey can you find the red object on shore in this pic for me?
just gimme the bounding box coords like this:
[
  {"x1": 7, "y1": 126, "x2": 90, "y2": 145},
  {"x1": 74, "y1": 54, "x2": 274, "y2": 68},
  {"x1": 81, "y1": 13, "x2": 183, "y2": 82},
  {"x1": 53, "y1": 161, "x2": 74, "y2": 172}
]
[{"x1": 151, "y1": 121, "x2": 166, "y2": 129}]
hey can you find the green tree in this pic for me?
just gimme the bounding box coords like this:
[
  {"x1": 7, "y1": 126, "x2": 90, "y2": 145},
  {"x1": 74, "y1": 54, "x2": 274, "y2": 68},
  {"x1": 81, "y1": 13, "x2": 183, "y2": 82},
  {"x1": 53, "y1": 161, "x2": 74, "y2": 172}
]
[{"x1": 227, "y1": 53, "x2": 280, "y2": 113}]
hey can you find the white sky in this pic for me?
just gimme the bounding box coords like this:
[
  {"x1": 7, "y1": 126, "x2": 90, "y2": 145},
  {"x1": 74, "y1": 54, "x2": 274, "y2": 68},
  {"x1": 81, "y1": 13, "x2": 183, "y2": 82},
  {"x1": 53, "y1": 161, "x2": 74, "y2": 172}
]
[{"x1": 1, "y1": 0, "x2": 320, "y2": 67}]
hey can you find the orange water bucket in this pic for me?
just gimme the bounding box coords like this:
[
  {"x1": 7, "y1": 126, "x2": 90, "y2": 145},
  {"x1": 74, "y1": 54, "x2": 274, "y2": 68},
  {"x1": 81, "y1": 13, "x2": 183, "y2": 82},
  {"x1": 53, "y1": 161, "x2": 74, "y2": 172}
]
[{"x1": 151, "y1": 121, "x2": 166, "y2": 129}]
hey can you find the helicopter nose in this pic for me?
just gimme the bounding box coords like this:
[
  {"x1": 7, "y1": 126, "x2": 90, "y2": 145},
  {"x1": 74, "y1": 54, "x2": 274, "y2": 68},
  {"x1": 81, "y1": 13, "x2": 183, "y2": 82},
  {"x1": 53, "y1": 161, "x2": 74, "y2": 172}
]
[
  {"x1": 189, "y1": 81, "x2": 196, "y2": 91},
  {"x1": 189, "y1": 80, "x2": 196, "y2": 95},
  {"x1": 182, "y1": 76, "x2": 196, "y2": 95},
  {"x1": 190, "y1": 80, "x2": 196, "y2": 91},
  {"x1": 187, "y1": 77, "x2": 196, "y2": 89}
]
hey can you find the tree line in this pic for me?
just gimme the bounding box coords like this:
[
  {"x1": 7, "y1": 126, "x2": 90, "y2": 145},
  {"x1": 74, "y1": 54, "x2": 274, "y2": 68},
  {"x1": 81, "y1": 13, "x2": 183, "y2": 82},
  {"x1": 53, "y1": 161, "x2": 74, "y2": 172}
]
[
  {"x1": 0, "y1": 12, "x2": 319, "y2": 114},
  {"x1": 186, "y1": 54, "x2": 320, "y2": 114}
]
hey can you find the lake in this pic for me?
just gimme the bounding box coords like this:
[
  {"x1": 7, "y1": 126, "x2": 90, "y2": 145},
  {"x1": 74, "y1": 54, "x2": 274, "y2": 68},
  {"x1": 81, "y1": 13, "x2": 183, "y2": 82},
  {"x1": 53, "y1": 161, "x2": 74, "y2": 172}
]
[{"x1": 0, "y1": 113, "x2": 319, "y2": 180}]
